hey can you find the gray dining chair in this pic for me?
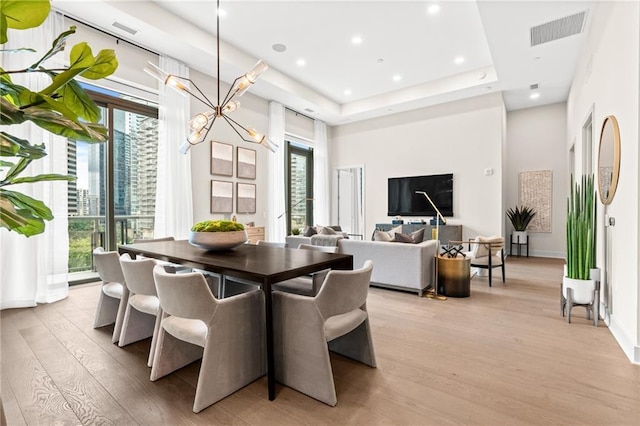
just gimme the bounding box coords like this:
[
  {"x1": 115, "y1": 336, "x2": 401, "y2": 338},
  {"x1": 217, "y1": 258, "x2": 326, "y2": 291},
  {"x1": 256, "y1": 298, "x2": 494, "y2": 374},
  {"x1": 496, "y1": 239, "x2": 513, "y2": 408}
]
[
  {"x1": 93, "y1": 247, "x2": 126, "y2": 344},
  {"x1": 272, "y1": 244, "x2": 339, "y2": 297},
  {"x1": 133, "y1": 236, "x2": 191, "y2": 273},
  {"x1": 119, "y1": 253, "x2": 161, "y2": 367},
  {"x1": 256, "y1": 240, "x2": 288, "y2": 248},
  {"x1": 273, "y1": 260, "x2": 376, "y2": 406},
  {"x1": 151, "y1": 265, "x2": 266, "y2": 412}
]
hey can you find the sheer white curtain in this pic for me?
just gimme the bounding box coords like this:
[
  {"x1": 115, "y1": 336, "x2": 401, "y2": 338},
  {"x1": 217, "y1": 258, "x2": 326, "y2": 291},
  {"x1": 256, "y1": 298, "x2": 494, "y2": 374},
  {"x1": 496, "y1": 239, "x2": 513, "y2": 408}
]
[
  {"x1": 267, "y1": 102, "x2": 286, "y2": 242},
  {"x1": 154, "y1": 56, "x2": 193, "y2": 239},
  {"x1": 313, "y1": 120, "x2": 330, "y2": 225},
  {"x1": 1, "y1": 13, "x2": 69, "y2": 309}
]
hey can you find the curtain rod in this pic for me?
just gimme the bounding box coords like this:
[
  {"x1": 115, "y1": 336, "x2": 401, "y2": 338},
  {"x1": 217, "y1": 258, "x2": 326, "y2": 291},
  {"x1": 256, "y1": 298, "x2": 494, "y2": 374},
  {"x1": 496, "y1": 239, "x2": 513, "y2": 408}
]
[
  {"x1": 62, "y1": 13, "x2": 159, "y2": 56},
  {"x1": 285, "y1": 107, "x2": 315, "y2": 122}
]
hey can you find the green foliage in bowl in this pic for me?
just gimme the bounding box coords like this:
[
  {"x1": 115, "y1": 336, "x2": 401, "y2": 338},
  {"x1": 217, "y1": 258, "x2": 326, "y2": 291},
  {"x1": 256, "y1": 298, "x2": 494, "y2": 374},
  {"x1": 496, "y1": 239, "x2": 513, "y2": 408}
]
[{"x1": 191, "y1": 220, "x2": 245, "y2": 232}]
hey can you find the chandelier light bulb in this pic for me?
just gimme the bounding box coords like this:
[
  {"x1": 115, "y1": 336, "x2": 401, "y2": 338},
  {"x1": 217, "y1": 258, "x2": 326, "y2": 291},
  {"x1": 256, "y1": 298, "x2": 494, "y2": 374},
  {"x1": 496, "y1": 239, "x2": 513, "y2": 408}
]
[
  {"x1": 188, "y1": 112, "x2": 211, "y2": 130},
  {"x1": 179, "y1": 140, "x2": 192, "y2": 154},
  {"x1": 144, "y1": 62, "x2": 189, "y2": 96},
  {"x1": 234, "y1": 76, "x2": 251, "y2": 97},
  {"x1": 187, "y1": 128, "x2": 205, "y2": 144},
  {"x1": 222, "y1": 101, "x2": 240, "y2": 113},
  {"x1": 261, "y1": 138, "x2": 279, "y2": 153},
  {"x1": 246, "y1": 59, "x2": 269, "y2": 83},
  {"x1": 246, "y1": 128, "x2": 264, "y2": 143}
]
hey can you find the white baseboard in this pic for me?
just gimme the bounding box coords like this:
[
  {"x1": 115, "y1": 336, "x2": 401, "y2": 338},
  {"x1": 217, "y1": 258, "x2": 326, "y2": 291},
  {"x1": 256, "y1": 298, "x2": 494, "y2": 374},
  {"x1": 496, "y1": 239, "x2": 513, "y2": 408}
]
[{"x1": 606, "y1": 314, "x2": 640, "y2": 364}]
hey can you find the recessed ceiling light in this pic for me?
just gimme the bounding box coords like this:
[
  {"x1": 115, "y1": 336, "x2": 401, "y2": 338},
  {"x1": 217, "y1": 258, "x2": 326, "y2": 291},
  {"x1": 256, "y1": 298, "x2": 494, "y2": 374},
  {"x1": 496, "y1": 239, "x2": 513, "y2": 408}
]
[
  {"x1": 344, "y1": 89, "x2": 352, "y2": 96},
  {"x1": 296, "y1": 58, "x2": 306, "y2": 67},
  {"x1": 272, "y1": 43, "x2": 287, "y2": 53},
  {"x1": 530, "y1": 92, "x2": 540, "y2": 99},
  {"x1": 351, "y1": 36, "x2": 363, "y2": 45},
  {"x1": 217, "y1": 8, "x2": 227, "y2": 17},
  {"x1": 377, "y1": 58, "x2": 384, "y2": 63},
  {"x1": 392, "y1": 74, "x2": 402, "y2": 82},
  {"x1": 427, "y1": 4, "x2": 440, "y2": 15},
  {"x1": 454, "y1": 56, "x2": 465, "y2": 65}
]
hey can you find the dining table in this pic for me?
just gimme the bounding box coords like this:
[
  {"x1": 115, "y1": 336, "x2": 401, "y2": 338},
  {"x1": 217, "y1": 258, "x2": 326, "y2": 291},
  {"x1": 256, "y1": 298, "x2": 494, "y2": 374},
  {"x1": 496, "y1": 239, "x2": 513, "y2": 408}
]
[{"x1": 118, "y1": 239, "x2": 353, "y2": 401}]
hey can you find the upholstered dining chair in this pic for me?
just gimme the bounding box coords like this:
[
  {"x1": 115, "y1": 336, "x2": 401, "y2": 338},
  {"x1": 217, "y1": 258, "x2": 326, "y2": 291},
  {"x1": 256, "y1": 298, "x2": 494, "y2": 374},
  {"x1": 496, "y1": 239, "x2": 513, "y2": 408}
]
[
  {"x1": 119, "y1": 253, "x2": 161, "y2": 367},
  {"x1": 465, "y1": 236, "x2": 505, "y2": 287},
  {"x1": 151, "y1": 265, "x2": 265, "y2": 413},
  {"x1": 132, "y1": 236, "x2": 191, "y2": 273},
  {"x1": 273, "y1": 260, "x2": 376, "y2": 406},
  {"x1": 272, "y1": 244, "x2": 339, "y2": 297},
  {"x1": 256, "y1": 240, "x2": 288, "y2": 248},
  {"x1": 93, "y1": 247, "x2": 126, "y2": 344}
]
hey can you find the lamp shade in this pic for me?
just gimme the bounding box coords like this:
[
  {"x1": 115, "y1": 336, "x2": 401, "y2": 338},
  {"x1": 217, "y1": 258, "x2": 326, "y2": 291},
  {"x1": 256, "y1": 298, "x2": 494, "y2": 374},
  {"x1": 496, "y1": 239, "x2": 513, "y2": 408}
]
[{"x1": 246, "y1": 59, "x2": 268, "y2": 83}]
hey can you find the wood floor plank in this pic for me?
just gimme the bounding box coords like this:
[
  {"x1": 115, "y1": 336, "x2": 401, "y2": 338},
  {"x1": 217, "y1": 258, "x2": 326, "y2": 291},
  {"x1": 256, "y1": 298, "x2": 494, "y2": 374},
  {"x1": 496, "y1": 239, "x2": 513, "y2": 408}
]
[
  {"x1": 0, "y1": 310, "x2": 80, "y2": 425},
  {"x1": 2, "y1": 257, "x2": 639, "y2": 425}
]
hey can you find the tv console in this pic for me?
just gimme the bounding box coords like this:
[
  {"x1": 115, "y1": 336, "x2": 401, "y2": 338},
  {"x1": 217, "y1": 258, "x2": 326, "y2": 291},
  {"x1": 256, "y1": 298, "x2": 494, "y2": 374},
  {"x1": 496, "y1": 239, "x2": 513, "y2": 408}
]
[{"x1": 375, "y1": 223, "x2": 462, "y2": 244}]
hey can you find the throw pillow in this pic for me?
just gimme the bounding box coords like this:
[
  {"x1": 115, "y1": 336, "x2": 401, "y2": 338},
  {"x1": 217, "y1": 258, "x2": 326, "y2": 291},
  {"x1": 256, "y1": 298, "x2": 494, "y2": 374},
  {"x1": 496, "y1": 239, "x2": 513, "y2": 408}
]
[
  {"x1": 303, "y1": 226, "x2": 317, "y2": 237},
  {"x1": 394, "y1": 232, "x2": 414, "y2": 243},
  {"x1": 411, "y1": 228, "x2": 425, "y2": 243},
  {"x1": 328, "y1": 225, "x2": 343, "y2": 232},
  {"x1": 319, "y1": 226, "x2": 337, "y2": 235},
  {"x1": 373, "y1": 229, "x2": 394, "y2": 242}
]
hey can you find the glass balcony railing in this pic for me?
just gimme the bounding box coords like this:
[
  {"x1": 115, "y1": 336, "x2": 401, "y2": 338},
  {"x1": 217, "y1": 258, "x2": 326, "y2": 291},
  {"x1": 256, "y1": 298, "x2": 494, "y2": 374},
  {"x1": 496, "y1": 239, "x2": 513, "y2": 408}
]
[{"x1": 68, "y1": 215, "x2": 155, "y2": 283}]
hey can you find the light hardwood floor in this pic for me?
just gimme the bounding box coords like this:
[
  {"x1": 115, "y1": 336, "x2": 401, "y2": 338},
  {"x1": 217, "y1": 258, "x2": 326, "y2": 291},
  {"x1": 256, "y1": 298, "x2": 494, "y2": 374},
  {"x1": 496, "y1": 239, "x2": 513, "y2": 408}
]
[{"x1": 2, "y1": 257, "x2": 639, "y2": 425}]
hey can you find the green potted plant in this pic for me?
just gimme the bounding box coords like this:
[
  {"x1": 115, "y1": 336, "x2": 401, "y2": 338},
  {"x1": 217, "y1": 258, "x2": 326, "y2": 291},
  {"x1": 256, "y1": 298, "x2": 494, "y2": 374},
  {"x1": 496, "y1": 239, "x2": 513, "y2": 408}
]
[
  {"x1": 506, "y1": 205, "x2": 536, "y2": 242},
  {"x1": 563, "y1": 174, "x2": 599, "y2": 324},
  {"x1": 291, "y1": 228, "x2": 301, "y2": 236},
  {"x1": 189, "y1": 219, "x2": 247, "y2": 250},
  {"x1": 1, "y1": 0, "x2": 118, "y2": 237}
]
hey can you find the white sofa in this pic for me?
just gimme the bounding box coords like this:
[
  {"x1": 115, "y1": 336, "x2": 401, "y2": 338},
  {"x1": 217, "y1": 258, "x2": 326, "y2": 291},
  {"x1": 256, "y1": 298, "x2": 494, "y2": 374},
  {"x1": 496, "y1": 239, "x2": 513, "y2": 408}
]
[{"x1": 337, "y1": 239, "x2": 437, "y2": 296}]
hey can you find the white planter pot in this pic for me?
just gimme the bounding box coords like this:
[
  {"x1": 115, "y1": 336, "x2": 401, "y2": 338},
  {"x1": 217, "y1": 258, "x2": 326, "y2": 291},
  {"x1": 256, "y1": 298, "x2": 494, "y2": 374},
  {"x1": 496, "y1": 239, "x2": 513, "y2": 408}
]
[
  {"x1": 512, "y1": 231, "x2": 528, "y2": 243},
  {"x1": 562, "y1": 276, "x2": 596, "y2": 305}
]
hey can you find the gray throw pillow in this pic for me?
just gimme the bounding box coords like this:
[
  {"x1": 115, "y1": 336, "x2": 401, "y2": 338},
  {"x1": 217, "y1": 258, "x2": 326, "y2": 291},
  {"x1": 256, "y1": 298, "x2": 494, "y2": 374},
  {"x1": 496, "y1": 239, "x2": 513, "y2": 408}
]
[
  {"x1": 319, "y1": 226, "x2": 337, "y2": 235},
  {"x1": 394, "y1": 232, "x2": 414, "y2": 243},
  {"x1": 373, "y1": 229, "x2": 394, "y2": 242},
  {"x1": 303, "y1": 226, "x2": 317, "y2": 237}
]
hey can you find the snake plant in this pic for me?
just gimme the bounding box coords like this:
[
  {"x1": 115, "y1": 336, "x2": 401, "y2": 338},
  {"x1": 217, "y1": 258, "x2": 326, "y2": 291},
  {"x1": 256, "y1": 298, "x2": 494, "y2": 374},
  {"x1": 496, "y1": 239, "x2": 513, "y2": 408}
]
[
  {"x1": 506, "y1": 205, "x2": 536, "y2": 231},
  {"x1": 566, "y1": 174, "x2": 596, "y2": 280},
  {"x1": 0, "y1": 0, "x2": 118, "y2": 236}
]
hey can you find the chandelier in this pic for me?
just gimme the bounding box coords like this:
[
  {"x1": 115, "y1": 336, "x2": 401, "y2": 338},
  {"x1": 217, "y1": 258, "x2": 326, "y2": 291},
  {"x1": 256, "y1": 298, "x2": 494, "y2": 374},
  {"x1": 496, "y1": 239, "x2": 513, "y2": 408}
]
[{"x1": 144, "y1": 0, "x2": 277, "y2": 154}]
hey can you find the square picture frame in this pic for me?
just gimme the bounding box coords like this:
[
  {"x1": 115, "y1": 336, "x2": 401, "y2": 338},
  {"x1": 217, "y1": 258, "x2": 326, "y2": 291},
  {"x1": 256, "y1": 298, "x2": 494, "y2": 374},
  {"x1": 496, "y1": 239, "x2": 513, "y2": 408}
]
[
  {"x1": 237, "y1": 182, "x2": 256, "y2": 214},
  {"x1": 211, "y1": 141, "x2": 233, "y2": 176},
  {"x1": 237, "y1": 146, "x2": 257, "y2": 179},
  {"x1": 211, "y1": 180, "x2": 233, "y2": 213}
]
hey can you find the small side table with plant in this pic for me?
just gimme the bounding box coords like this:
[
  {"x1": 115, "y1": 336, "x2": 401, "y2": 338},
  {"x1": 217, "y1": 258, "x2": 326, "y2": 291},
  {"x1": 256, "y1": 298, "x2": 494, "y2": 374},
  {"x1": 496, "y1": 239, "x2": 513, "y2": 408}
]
[{"x1": 506, "y1": 205, "x2": 536, "y2": 257}]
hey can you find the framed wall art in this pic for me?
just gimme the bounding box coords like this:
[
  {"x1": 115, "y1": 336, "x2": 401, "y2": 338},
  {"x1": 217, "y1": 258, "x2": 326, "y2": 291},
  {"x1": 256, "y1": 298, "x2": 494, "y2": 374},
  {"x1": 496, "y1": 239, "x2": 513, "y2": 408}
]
[
  {"x1": 211, "y1": 180, "x2": 233, "y2": 213},
  {"x1": 237, "y1": 182, "x2": 256, "y2": 214},
  {"x1": 211, "y1": 141, "x2": 233, "y2": 176},
  {"x1": 237, "y1": 146, "x2": 256, "y2": 179}
]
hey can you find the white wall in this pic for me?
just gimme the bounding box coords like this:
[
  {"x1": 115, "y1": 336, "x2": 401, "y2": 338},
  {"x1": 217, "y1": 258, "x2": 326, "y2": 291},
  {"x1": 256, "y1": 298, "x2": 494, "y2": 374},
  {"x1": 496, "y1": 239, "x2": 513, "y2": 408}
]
[
  {"x1": 506, "y1": 103, "x2": 568, "y2": 258},
  {"x1": 330, "y1": 93, "x2": 506, "y2": 241},
  {"x1": 567, "y1": 1, "x2": 639, "y2": 363},
  {"x1": 186, "y1": 69, "x2": 270, "y2": 227}
]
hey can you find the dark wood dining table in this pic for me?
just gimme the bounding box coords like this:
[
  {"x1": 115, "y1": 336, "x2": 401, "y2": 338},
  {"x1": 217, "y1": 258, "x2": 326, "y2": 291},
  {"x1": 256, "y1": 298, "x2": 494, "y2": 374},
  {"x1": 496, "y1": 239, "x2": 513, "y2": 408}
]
[{"x1": 118, "y1": 240, "x2": 353, "y2": 401}]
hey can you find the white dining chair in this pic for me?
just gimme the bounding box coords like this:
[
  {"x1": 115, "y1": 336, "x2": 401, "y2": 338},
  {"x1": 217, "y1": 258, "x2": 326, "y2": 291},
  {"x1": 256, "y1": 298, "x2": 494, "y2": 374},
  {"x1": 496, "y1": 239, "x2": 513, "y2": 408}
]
[
  {"x1": 256, "y1": 240, "x2": 288, "y2": 248},
  {"x1": 273, "y1": 260, "x2": 376, "y2": 406},
  {"x1": 93, "y1": 247, "x2": 126, "y2": 344},
  {"x1": 119, "y1": 253, "x2": 161, "y2": 367},
  {"x1": 151, "y1": 265, "x2": 266, "y2": 412},
  {"x1": 272, "y1": 244, "x2": 338, "y2": 297}
]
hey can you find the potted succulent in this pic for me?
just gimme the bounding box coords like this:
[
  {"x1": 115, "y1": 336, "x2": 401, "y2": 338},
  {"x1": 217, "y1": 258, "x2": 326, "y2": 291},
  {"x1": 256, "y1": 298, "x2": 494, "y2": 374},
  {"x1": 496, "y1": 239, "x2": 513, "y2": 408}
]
[
  {"x1": 189, "y1": 220, "x2": 248, "y2": 250},
  {"x1": 563, "y1": 174, "x2": 599, "y2": 324},
  {"x1": 506, "y1": 205, "x2": 536, "y2": 243}
]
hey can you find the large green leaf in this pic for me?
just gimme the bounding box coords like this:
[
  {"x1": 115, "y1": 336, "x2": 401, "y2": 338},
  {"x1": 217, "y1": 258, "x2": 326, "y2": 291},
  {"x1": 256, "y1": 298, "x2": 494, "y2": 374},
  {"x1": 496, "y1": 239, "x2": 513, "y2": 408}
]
[
  {"x1": 10, "y1": 173, "x2": 75, "y2": 184},
  {"x1": 0, "y1": 95, "x2": 26, "y2": 124},
  {"x1": 80, "y1": 49, "x2": 118, "y2": 80},
  {"x1": 0, "y1": 0, "x2": 51, "y2": 44},
  {"x1": 28, "y1": 26, "x2": 76, "y2": 70},
  {"x1": 0, "y1": 131, "x2": 47, "y2": 159},
  {"x1": 0, "y1": 189, "x2": 51, "y2": 236},
  {"x1": 41, "y1": 42, "x2": 95, "y2": 95},
  {"x1": 27, "y1": 109, "x2": 107, "y2": 142},
  {"x1": 60, "y1": 79, "x2": 101, "y2": 122}
]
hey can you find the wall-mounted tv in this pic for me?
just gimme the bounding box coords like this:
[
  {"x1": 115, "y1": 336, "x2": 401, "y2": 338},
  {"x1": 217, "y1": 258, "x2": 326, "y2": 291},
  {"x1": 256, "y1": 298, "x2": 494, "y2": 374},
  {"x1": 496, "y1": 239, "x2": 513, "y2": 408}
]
[{"x1": 387, "y1": 173, "x2": 453, "y2": 217}]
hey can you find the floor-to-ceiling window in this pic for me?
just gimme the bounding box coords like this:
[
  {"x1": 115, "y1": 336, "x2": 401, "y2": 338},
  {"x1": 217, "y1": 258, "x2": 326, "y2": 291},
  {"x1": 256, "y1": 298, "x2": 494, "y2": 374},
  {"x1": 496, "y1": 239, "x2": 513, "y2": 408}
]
[
  {"x1": 67, "y1": 86, "x2": 158, "y2": 283},
  {"x1": 286, "y1": 141, "x2": 313, "y2": 235}
]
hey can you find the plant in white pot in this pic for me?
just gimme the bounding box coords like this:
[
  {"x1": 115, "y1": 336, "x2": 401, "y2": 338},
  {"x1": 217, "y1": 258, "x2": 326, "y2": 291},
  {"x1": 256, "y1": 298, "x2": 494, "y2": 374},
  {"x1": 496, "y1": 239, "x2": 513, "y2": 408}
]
[
  {"x1": 506, "y1": 205, "x2": 536, "y2": 242},
  {"x1": 563, "y1": 174, "x2": 599, "y2": 326}
]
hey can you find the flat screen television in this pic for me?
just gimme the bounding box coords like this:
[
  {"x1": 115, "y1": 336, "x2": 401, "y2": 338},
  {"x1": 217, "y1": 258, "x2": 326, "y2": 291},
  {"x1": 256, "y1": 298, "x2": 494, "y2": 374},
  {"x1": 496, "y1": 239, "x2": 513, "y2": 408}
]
[{"x1": 387, "y1": 173, "x2": 453, "y2": 217}]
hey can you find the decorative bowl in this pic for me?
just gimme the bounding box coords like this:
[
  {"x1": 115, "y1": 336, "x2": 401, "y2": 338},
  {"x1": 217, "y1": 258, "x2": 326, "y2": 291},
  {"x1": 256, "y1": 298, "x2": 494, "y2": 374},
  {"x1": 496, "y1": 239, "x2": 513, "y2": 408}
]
[{"x1": 188, "y1": 230, "x2": 248, "y2": 250}]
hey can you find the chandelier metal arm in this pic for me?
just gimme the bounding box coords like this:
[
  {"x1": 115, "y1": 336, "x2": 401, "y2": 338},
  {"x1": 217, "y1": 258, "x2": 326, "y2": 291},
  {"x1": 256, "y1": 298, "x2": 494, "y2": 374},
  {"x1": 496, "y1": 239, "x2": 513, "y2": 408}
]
[
  {"x1": 221, "y1": 114, "x2": 253, "y2": 143},
  {"x1": 220, "y1": 75, "x2": 244, "y2": 108}
]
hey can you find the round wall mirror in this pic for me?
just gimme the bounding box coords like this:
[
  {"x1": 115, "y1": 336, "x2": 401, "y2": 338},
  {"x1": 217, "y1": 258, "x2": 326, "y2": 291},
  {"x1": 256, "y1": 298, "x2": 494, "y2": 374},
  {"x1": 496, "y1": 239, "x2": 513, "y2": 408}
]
[{"x1": 597, "y1": 115, "x2": 621, "y2": 205}]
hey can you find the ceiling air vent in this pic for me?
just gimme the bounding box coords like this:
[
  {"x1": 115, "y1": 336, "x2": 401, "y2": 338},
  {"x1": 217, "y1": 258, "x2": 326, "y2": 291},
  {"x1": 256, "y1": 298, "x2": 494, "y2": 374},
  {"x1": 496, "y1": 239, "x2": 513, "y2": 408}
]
[
  {"x1": 530, "y1": 10, "x2": 587, "y2": 47},
  {"x1": 530, "y1": 83, "x2": 539, "y2": 90},
  {"x1": 112, "y1": 21, "x2": 138, "y2": 36},
  {"x1": 304, "y1": 108, "x2": 314, "y2": 113}
]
